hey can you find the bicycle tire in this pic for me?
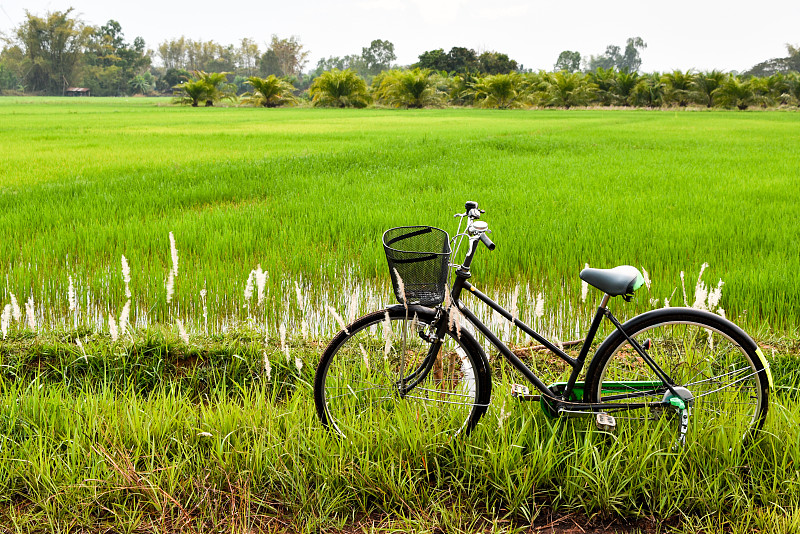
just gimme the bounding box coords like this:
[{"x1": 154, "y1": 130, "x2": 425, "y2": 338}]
[
  {"x1": 314, "y1": 305, "x2": 492, "y2": 439},
  {"x1": 585, "y1": 308, "x2": 770, "y2": 444}
]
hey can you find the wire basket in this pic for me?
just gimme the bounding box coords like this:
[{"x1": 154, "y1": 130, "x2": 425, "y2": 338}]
[{"x1": 383, "y1": 226, "x2": 451, "y2": 306}]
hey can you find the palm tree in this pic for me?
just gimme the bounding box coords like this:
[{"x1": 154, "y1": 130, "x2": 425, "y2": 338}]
[
  {"x1": 542, "y1": 71, "x2": 595, "y2": 109},
  {"x1": 588, "y1": 67, "x2": 617, "y2": 106},
  {"x1": 173, "y1": 78, "x2": 208, "y2": 107},
  {"x1": 464, "y1": 73, "x2": 525, "y2": 109},
  {"x1": 712, "y1": 76, "x2": 754, "y2": 110},
  {"x1": 784, "y1": 72, "x2": 800, "y2": 106},
  {"x1": 689, "y1": 71, "x2": 726, "y2": 107},
  {"x1": 631, "y1": 72, "x2": 664, "y2": 108},
  {"x1": 662, "y1": 70, "x2": 695, "y2": 107},
  {"x1": 749, "y1": 74, "x2": 788, "y2": 107},
  {"x1": 173, "y1": 71, "x2": 236, "y2": 107},
  {"x1": 309, "y1": 69, "x2": 370, "y2": 108},
  {"x1": 240, "y1": 75, "x2": 297, "y2": 107},
  {"x1": 196, "y1": 71, "x2": 236, "y2": 107},
  {"x1": 373, "y1": 68, "x2": 446, "y2": 109},
  {"x1": 611, "y1": 71, "x2": 639, "y2": 106}
]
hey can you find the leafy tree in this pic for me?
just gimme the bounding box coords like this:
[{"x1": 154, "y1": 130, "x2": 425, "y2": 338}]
[
  {"x1": 240, "y1": 75, "x2": 297, "y2": 107},
  {"x1": 237, "y1": 38, "x2": 261, "y2": 77},
  {"x1": 361, "y1": 39, "x2": 396, "y2": 76},
  {"x1": 619, "y1": 37, "x2": 647, "y2": 73},
  {"x1": 261, "y1": 35, "x2": 308, "y2": 78},
  {"x1": 689, "y1": 71, "x2": 726, "y2": 107},
  {"x1": 373, "y1": 68, "x2": 445, "y2": 108},
  {"x1": 12, "y1": 8, "x2": 92, "y2": 94},
  {"x1": 661, "y1": 70, "x2": 695, "y2": 106},
  {"x1": 744, "y1": 44, "x2": 800, "y2": 77},
  {"x1": 464, "y1": 73, "x2": 525, "y2": 109},
  {"x1": 587, "y1": 37, "x2": 646, "y2": 73},
  {"x1": 416, "y1": 49, "x2": 450, "y2": 71},
  {"x1": 158, "y1": 68, "x2": 190, "y2": 93},
  {"x1": 83, "y1": 20, "x2": 150, "y2": 96},
  {"x1": 748, "y1": 74, "x2": 788, "y2": 108},
  {"x1": 446, "y1": 47, "x2": 479, "y2": 74},
  {"x1": 543, "y1": 71, "x2": 595, "y2": 108},
  {"x1": 128, "y1": 72, "x2": 154, "y2": 94},
  {"x1": 158, "y1": 37, "x2": 187, "y2": 70},
  {"x1": 309, "y1": 69, "x2": 370, "y2": 108},
  {"x1": 784, "y1": 72, "x2": 800, "y2": 106},
  {"x1": 478, "y1": 51, "x2": 519, "y2": 75},
  {"x1": 554, "y1": 51, "x2": 581, "y2": 73},
  {"x1": 712, "y1": 76, "x2": 754, "y2": 110},
  {"x1": 415, "y1": 47, "x2": 479, "y2": 74}
]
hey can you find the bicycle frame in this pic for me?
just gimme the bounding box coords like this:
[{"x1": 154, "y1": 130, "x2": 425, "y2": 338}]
[{"x1": 425, "y1": 231, "x2": 683, "y2": 415}]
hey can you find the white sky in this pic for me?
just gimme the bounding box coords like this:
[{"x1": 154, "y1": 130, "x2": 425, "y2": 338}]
[{"x1": 1, "y1": 0, "x2": 798, "y2": 73}]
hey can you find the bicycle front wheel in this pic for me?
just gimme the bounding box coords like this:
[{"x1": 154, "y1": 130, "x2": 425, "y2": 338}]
[
  {"x1": 585, "y1": 308, "x2": 770, "y2": 445},
  {"x1": 314, "y1": 305, "x2": 492, "y2": 440}
]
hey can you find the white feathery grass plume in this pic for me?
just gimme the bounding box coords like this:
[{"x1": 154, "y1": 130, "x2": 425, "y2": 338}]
[
  {"x1": 165, "y1": 270, "x2": 175, "y2": 304},
  {"x1": 109, "y1": 314, "x2": 119, "y2": 342},
  {"x1": 326, "y1": 305, "x2": 349, "y2": 335},
  {"x1": 707, "y1": 329, "x2": 714, "y2": 351},
  {"x1": 1, "y1": 304, "x2": 10, "y2": 339},
  {"x1": 679, "y1": 272, "x2": 688, "y2": 307},
  {"x1": 121, "y1": 255, "x2": 131, "y2": 298},
  {"x1": 9, "y1": 293, "x2": 21, "y2": 323},
  {"x1": 177, "y1": 319, "x2": 189, "y2": 344},
  {"x1": 534, "y1": 292, "x2": 545, "y2": 320},
  {"x1": 25, "y1": 296, "x2": 35, "y2": 330},
  {"x1": 663, "y1": 297, "x2": 671, "y2": 308},
  {"x1": 294, "y1": 280, "x2": 304, "y2": 310},
  {"x1": 692, "y1": 281, "x2": 708, "y2": 310},
  {"x1": 692, "y1": 263, "x2": 710, "y2": 310},
  {"x1": 68, "y1": 276, "x2": 76, "y2": 312},
  {"x1": 641, "y1": 267, "x2": 651, "y2": 290},
  {"x1": 359, "y1": 343, "x2": 371, "y2": 370},
  {"x1": 75, "y1": 336, "x2": 87, "y2": 359},
  {"x1": 279, "y1": 324, "x2": 289, "y2": 361},
  {"x1": 382, "y1": 311, "x2": 392, "y2": 360},
  {"x1": 497, "y1": 398, "x2": 510, "y2": 429},
  {"x1": 255, "y1": 265, "x2": 267, "y2": 305},
  {"x1": 262, "y1": 351, "x2": 272, "y2": 381},
  {"x1": 717, "y1": 308, "x2": 726, "y2": 319},
  {"x1": 294, "y1": 356, "x2": 303, "y2": 373},
  {"x1": 244, "y1": 270, "x2": 255, "y2": 301},
  {"x1": 119, "y1": 299, "x2": 131, "y2": 336},
  {"x1": 393, "y1": 268, "x2": 408, "y2": 310},
  {"x1": 695, "y1": 263, "x2": 709, "y2": 291},
  {"x1": 707, "y1": 279, "x2": 724, "y2": 310},
  {"x1": 347, "y1": 292, "x2": 359, "y2": 325},
  {"x1": 169, "y1": 232, "x2": 179, "y2": 277},
  {"x1": 581, "y1": 263, "x2": 589, "y2": 303},
  {"x1": 200, "y1": 285, "x2": 208, "y2": 333}
]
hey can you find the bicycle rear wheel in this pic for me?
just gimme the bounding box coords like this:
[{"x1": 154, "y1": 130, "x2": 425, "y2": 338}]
[
  {"x1": 585, "y1": 308, "x2": 770, "y2": 445},
  {"x1": 314, "y1": 305, "x2": 492, "y2": 440}
]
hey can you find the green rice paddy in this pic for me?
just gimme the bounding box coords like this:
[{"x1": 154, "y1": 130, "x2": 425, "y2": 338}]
[
  {"x1": 1, "y1": 97, "x2": 800, "y2": 531},
  {"x1": 2, "y1": 97, "x2": 800, "y2": 337}
]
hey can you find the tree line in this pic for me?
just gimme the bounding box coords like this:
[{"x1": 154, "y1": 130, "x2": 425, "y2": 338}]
[{"x1": 1, "y1": 8, "x2": 799, "y2": 110}]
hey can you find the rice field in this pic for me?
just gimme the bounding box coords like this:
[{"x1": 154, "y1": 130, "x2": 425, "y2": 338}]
[
  {"x1": 2, "y1": 97, "x2": 800, "y2": 341},
  {"x1": 2, "y1": 97, "x2": 800, "y2": 531}
]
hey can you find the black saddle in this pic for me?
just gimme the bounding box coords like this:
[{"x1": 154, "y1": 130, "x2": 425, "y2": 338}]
[{"x1": 579, "y1": 265, "x2": 644, "y2": 301}]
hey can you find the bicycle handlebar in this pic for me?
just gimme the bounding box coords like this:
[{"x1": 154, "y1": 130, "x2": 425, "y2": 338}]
[{"x1": 479, "y1": 232, "x2": 495, "y2": 251}]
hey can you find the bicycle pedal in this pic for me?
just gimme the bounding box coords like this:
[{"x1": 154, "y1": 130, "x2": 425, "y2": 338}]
[
  {"x1": 511, "y1": 383, "x2": 530, "y2": 397},
  {"x1": 596, "y1": 412, "x2": 617, "y2": 432},
  {"x1": 511, "y1": 383, "x2": 539, "y2": 401}
]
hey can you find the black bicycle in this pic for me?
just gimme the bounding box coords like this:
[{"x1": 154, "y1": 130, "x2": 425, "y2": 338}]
[{"x1": 313, "y1": 201, "x2": 772, "y2": 445}]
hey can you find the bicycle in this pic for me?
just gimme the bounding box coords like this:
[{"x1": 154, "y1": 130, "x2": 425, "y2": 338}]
[{"x1": 313, "y1": 201, "x2": 773, "y2": 445}]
